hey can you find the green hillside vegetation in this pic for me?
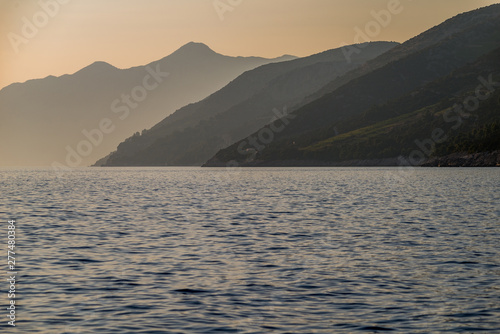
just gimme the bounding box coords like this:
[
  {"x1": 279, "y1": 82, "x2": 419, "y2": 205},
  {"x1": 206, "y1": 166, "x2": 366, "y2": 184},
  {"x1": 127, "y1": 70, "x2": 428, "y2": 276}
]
[
  {"x1": 295, "y1": 51, "x2": 500, "y2": 163},
  {"x1": 298, "y1": 92, "x2": 499, "y2": 162},
  {"x1": 271, "y1": 20, "x2": 500, "y2": 142},
  {"x1": 229, "y1": 85, "x2": 499, "y2": 166},
  {"x1": 206, "y1": 5, "x2": 500, "y2": 167},
  {"x1": 255, "y1": 51, "x2": 500, "y2": 164}
]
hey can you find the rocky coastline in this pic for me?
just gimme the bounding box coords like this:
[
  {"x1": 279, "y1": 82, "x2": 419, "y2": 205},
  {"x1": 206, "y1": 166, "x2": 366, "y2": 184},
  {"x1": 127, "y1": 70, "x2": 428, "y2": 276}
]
[
  {"x1": 421, "y1": 151, "x2": 500, "y2": 167},
  {"x1": 203, "y1": 152, "x2": 500, "y2": 168}
]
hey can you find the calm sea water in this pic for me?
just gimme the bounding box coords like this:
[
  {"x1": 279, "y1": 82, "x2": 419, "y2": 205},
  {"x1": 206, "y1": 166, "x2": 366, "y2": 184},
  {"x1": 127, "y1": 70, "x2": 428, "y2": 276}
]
[{"x1": 1, "y1": 167, "x2": 499, "y2": 333}]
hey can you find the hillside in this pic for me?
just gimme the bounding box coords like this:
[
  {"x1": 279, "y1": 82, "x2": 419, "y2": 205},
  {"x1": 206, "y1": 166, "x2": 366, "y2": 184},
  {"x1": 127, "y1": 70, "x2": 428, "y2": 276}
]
[
  {"x1": 206, "y1": 5, "x2": 500, "y2": 167},
  {"x1": 300, "y1": 4, "x2": 500, "y2": 108},
  {"x1": 99, "y1": 42, "x2": 398, "y2": 166}
]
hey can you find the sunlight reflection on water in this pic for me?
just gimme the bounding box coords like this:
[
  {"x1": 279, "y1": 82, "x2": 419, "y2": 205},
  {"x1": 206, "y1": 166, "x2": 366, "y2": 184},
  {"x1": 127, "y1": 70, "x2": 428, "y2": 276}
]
[{"x1": 1, "y1": 167, "x2": 499, "y2": 333}]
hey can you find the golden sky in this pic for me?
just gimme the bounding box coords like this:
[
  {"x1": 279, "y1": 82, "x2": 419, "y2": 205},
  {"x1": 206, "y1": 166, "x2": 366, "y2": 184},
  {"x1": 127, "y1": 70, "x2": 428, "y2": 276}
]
[{"x1": 0, "y1": 0, "x2": 498, "y2": 89}]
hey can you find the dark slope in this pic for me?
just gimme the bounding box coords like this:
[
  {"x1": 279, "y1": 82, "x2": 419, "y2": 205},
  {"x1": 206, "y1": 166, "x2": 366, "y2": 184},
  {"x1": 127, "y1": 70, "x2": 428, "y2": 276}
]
[
  {"x1": 206, "y1": 5, "x2": 500, "y2": 167},
  {"x1": 287, "y1": 48, "x2": 500, "y2": 164},
  {"x1": 301, "y1": 4, "x2": 500, "y2": 107},
  {"x1": 99, "y1": 42, "x2": 398, "y2": 166}
]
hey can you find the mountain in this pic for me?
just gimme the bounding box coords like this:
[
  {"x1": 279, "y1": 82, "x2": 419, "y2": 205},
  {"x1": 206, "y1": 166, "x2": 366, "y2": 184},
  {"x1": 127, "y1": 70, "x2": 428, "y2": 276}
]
[
  {"x1": 205, "y1": 4, "x2": 500, "y2": 167},
  {"x1": 98, "y1": 42, "x2": 398, "y2": 166},
  {"x1": 265, "y1": 47, "x2": 500, "y2": 165},
  {"x1": 307, "y1": 5, "x2": 500, "y2": 103},
  {"x1": 0, "y1": 42, "x2": 295, "y2": 167}
]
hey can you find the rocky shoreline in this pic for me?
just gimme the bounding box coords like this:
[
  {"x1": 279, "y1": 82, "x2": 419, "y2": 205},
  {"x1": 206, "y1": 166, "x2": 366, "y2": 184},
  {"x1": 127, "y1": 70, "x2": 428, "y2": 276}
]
[
  {"x1": 202, "y1": 157, "x2": 399, "y2": 167},
  {"x1": 421, "y1": 151, "x2": 500, "y2": 167},
  {"x1": 203, "y1": 151, "x2": 500, "y2": 168}
]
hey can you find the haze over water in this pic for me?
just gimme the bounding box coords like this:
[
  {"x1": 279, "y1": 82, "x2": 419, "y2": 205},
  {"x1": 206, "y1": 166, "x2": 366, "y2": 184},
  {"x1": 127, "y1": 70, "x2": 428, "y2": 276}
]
[{"x1": 2, "y1": 167, "x2": 499, "y2": 333}]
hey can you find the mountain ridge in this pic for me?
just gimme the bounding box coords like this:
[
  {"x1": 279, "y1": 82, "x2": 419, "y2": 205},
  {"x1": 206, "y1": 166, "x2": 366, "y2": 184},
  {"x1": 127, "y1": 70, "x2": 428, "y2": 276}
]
[
  {"x1": 98, "y1": 42, "x2": 398, "y2": 166},
  {"x1": 0, "y1": 42, "x2": 294, "y2": 167},
  {"x1": 300, "y1": 4, "x2": 500, "y2": 107},
  {"x1": 205, "y1": 4, "x2": 500, "y2": 167}
]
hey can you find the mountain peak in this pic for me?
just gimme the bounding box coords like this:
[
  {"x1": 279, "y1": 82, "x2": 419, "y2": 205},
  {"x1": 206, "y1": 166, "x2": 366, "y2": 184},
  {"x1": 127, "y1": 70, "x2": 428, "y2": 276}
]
[
  {"x1": 87, "y1": 61, "x2": 116, "y2": 69},
  {"x1": 74, "y1": 61, "x2": 117, "y2": 76},
  {"x1": 174, "y1": 42, "x2": 217, "y2": 55}
]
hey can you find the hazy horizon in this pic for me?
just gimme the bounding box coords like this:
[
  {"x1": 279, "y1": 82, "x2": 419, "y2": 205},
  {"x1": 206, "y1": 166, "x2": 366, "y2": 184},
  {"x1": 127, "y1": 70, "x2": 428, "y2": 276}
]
[{"x1": 1, "y1": 0, "x2": 499, "y2": 90}]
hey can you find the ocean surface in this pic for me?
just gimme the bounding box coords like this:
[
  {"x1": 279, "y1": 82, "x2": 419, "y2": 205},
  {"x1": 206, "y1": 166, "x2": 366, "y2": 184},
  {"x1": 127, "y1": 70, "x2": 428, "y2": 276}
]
[{"x1": 1, "y1": 167, "x2": 499, "y2": 333}]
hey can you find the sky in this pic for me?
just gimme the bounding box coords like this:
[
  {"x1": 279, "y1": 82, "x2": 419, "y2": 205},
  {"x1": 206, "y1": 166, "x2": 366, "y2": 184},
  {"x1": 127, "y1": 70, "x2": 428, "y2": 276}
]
[{"x1": 0, "y1": 0, "x2": 499, "y2": 90}]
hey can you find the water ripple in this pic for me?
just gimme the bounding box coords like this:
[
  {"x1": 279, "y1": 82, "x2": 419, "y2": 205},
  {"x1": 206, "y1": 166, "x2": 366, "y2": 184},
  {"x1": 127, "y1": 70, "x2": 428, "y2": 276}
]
[{"x1": 0, "y1": 167, "x2": 499, "y2": 333}]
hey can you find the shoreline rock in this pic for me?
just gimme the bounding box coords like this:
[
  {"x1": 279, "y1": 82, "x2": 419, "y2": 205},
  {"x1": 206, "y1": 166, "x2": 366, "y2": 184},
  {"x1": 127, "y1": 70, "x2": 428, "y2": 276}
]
[
  {"x1": 203, "y1": 151, "x2": 500, "y2": 168},
  {"x1": 421, "y1": 151, "x2": 500, "y2": 167}
]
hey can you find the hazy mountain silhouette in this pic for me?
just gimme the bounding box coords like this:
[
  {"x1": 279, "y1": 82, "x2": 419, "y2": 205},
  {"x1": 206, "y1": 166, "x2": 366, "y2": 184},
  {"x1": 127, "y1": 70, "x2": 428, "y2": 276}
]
[
  {"x1": 98, "y1": 42, "x2": 397, "y2": 166},
  {"x1": 206, "y1": 4, "x2": 500, "y2": 167},
  {"x1": 0, "y1": 42, "x2": 294, "y2": 167}
]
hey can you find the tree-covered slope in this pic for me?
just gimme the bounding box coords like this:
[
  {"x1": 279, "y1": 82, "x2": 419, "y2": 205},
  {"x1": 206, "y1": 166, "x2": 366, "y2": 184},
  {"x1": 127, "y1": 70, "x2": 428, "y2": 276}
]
[{"x1": 206, "y1": 5, "x2": 500, "y2": 167}]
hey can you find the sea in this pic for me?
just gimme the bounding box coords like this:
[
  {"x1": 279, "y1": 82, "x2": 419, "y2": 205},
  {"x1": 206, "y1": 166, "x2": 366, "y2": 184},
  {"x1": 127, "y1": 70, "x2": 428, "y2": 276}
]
[{"x1": 1, "y1": 167, "x2": 499, "y2": 333}]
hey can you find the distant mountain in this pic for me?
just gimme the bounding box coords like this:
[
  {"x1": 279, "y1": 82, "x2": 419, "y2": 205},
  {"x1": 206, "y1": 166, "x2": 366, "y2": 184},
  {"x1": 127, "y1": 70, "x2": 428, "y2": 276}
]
[
  {"x1": 0, "y1": 42, "x2": 294, "y2": 167},
  {"x1": 98, "y1": 42, "x2": 398, "y2": 166},
  {"x1": 206, "y1": 4, "x2": 500, "y2": 167}
]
